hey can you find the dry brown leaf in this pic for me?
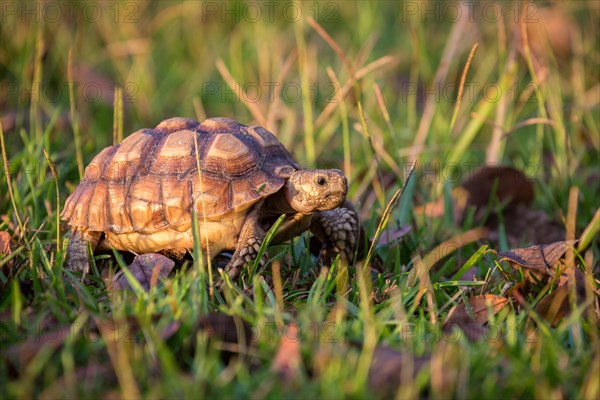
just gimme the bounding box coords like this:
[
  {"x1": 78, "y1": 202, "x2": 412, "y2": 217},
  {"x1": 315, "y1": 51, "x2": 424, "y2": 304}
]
[
  {"x1": 459, "y1": 166, "x2": 569, "y2": 246},
  {"x1": 174, "y1": 314, "x2": 254, "y2": 363},
  {"x1": 112, "y1": 253, "x2": 175, "y2": 291},
  {"x1": 414, "y1": 187, "x2": 469, "y2": 220},
  {"x1": 417, "y1": 164, "x2": 566, "y2": 247},
  {"x1": 491, "y1": 206, "x2": 566, "y2": 246},
  {"x1": 6, "y1": 324, "x2": 73, "y2": 366},
  {"x1": 420, "y1": 227, "x2": 489, "y2": 272},
  {"x1": 70, "y1": 64, "x2": 118, "y2": 106},
  {"x1": 95, "y1": 318, "x2": 140, "y2": 398},
  {"x1": 498, "y1": 240, "x2": 577, "y2": 274},
  {"x1": 414, "y1": 196, "x2": 444, "y2": 218},
  {"x1": 525, "y1": 5, "x2": 574, "y2": 60},
  {"x1": 377, "y1": 225, "x2": 412, "y2": 246},
  {"x1": 444, "y1": 294, "x2": 510, "y2": 341},
  {"x1": 536, "y1": 268, "x2": 593, "y2": 327},
  {"x1": 271, "y1": 323, "x2": 303, "y2": 383},
  {"x1": 535, "y1": 285, "x2": 571, "y2": 327},
  {"x1": 445, "y1": 294, "x2": 510, "y2": 325},
  {"x1": 39, "y1": 364, "x2": 116, "y2": 400},
  {"x1": 368, "y1": 345, "x2": 429, "y2": 396},
  {"x1": 462, "y1": 165, "x2": 534, "y2": 210},
  {"x1": 196, "y1": 314, "x2": 253, "y2": 350},
  {"x1": 0, "y1": 231, "x2": 11, "y2": 257},
  {"x1": 430, "y1": 341, "x2": 462, "y2": 399},
  {"x1": 0, "y1": 109, "x2": 71, "y2": 134}
]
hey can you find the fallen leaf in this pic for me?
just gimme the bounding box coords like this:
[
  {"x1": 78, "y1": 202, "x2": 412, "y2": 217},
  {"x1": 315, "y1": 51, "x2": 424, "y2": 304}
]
[
  {"x1": 6, "y1": 324, "x2": 73, "y2": 366},
  {"x1": 462, "y1": 165, "x2": 534, "y2": 210},
  {"x1": 498, "y1": 240, "x2": 578, "y2": 275},
  {"x1": 417, "y1": 227, "x2": 489, "y2": 274},
  {"x1": 376, "y1": 225, "x2": 412, "y2": 246},
  {"x1": 39, "y1": 364, "x2": 115, "y2": 400},
  {"x1": 414, "y1": 186, "x2": 469, "y2": 220},
  {"x1": 0, "y1": 109, "x2": 71, "y2": 134},
  {"x1": 419, "y1": 164, "x2": 566, "y2": 246},
  {"x1": 358, "y1": 170, "x2": 398, "y2": 220},
  {"x1": 444, "y1": 294, "x2": 510, "y2": 341},
  {"x1": 430, "y1": 341, "x2": 462, "y2": 398},
  {"x1": 368, "y1": 345, "x2": 429, "y2": 396},
  {"x1": 535, "y1": 286, "x2": 571, "y2": 327},
  {"x1": 525, "y1": 5, "x2": 574, "y2": 60},
  {"x1": 271, "y1": 323, "x2": 303, "y2": 383},
  {"x1": 0, "y1": 231, "x2": 11, "y2": 257},
  {"x1": 191, "y1": 314, "x2": 254, "y2": 364},
  {"x1": 160, "y1": 321, "x2": 182, "y2": 341},
  {"x1": 112, "y1": 253, "x2": 175, "y2": 291},
  {"x1": 196, "y1": 313, "x2": 254, "y2": 350},
  {"x1": 70, "y1": 64, "x2": 118, "y2": 106},
  {"x1": 490, "y1": 206, "x2": 566, "y2": 246},
  {"x1": 459, "y1": 166, "x2": 552, "y2": 245},
  {"x1": 536, "y1": 268, "x2": 594, "y2": 326},
  {"x1": 95, "y1": 318, "x2": 140, "y2": 399}
]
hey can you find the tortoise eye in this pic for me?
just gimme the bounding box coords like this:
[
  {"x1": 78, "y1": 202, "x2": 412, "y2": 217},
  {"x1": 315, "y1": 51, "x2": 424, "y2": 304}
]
[{"x1": 316, "y1": 176, "x2": 327, "y2": 186}]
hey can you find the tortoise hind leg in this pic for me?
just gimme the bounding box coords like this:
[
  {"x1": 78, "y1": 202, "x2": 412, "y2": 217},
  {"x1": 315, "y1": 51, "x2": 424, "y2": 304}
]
[{"x1": 65, "y1": 228, "x2": 101, "y2": 274}]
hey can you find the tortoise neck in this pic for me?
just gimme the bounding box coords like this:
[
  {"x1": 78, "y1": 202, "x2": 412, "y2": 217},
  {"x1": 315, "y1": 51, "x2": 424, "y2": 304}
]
[{"x1": 263, "y1": 186, "x2": 297, "y2": 216}]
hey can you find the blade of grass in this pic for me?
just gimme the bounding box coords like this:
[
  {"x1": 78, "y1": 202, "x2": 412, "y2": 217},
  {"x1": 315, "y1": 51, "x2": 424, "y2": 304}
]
[
  {"x1": 192, "y1": 131, "x2": 212, "y2": 301},
  {"x1": 96, "y1": 317, "x2": 141, "y2": 399},
  {"x1": 519, "y1": 1, "x2": 567, "y2": 177},
  {"x1": 0, "y1": 119, "x2": 25, "y2": 237},
  {"x1": 306, "y1": 16, "x2": 354, "y2": 78},
  {"x1": 113, "y1": 85, "x2": 124, "y2": 145},
  {"x1": 250, "y1": 214, "x2": 286, "y2": 281},
  {"x1": 354, "y1": 260, "x2": 376, "y2": 393},
  {"x1": 67, "y1": 48, "x2": 84, "y2": 179},
  {"x1": 439, "y1": 75, "x2": 511, "y2": 195},
  {"x1": 192, "y1": 96, "x2": 207, "y2": 122},
  {"x1": 215, "y1": 58, "x2": 266, "y2": 127},
  {"x1": 448, "y1": 245, "x2": 490, "y2": 282},
  {"x1": 30, "y1": 21, "x2": 44, "y2": 141},
  {"x1": 409, "y1": 227, "x2": 489, "y2": 286},
  {"x1": 356, "y1": 101, "x2": 385, "y2": 203},
  {"x1": 363, "y1": 160, "x2": 416, "y2": 267},
  {"x1": 449, "y1": 43, "x2": 479, "y2": 132},
  {"x1": 373, "y1": 82, "x2": 399, "y2": 148},
  {"x1": 265, "y1": 49, "x2": 298, "y2": 131},
  {"x1": 577, "y1": 208, "x2": 600, "y2": 253},
  {"x1": 271, "y1": 260, "x2": 284, "y2": 326},
  {"x1": 326, "y1": 67, "x2": 351, "y2": 178},
  {"x1": 565, "y1": 186, "x2": 582, "y2": 352},
  {"x1": 315, "y1": 55, "x2": 399, "y2": 130},
  {"x1": 42, "y1": 148, "x2": 60, "y2": 251},
  {"x1": 294, "y1": 19, "x2": 315, "y2": 165},
  {"x1": 411, "y1": 2, "x2": 471, "y2": 162}
]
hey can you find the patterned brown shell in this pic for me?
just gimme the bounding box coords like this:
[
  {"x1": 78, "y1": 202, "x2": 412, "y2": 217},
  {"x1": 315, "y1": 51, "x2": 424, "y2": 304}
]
[{"x1": 61, "y1": 117, "x2": 300, "y2": 234}]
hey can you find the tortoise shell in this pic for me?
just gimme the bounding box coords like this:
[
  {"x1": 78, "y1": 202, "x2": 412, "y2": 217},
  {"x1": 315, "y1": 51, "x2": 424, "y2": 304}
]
[{"x1": 61, "y1": 117, "x2": 300, "y2": 236}]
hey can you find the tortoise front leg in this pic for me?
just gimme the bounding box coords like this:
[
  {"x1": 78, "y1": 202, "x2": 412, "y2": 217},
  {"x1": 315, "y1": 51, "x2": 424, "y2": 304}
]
[
  {"x1": 224, "y1": 205, "x2": 268, "y2": 280},
  {"x1": 310, "y1": 201, "x2": 365, "y2": 264},
  {"x1": 65, "y1": 228, "x2": 101, "y2": 274}
]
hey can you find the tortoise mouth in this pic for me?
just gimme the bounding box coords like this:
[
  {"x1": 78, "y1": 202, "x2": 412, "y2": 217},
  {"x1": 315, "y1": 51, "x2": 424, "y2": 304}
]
[{"x1": 314, "y1": 192, "x2": 345, "y2": 211}]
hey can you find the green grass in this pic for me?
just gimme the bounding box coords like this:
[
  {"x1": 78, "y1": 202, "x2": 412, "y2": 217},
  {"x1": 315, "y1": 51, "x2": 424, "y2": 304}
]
[{"x1": 1, "y1": 1, "x2": 599, "y2": 398}]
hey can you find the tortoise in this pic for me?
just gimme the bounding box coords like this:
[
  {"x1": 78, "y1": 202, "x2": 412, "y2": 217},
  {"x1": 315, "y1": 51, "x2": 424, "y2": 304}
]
[{"x1": 62, "y1": 117, "x2": 362, "y2": 279}]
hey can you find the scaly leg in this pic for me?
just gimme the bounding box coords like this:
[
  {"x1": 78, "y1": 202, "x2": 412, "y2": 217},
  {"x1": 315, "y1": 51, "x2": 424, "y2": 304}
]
[
  {"x1": 224, "y1": 205, "x2": 268, "y2": 280},
  {"x1": 310, "y1": 201, "x2": 366, "y2": 265},
  {"x1": 65, "y1": 228, "x2": 101, "y2": 274}
]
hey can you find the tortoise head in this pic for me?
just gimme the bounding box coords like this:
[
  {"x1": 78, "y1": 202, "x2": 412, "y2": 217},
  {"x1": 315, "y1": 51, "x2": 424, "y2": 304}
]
[{"x1": 285, "y1": 169, "x2": 347, "y2": 213}]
